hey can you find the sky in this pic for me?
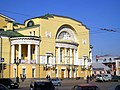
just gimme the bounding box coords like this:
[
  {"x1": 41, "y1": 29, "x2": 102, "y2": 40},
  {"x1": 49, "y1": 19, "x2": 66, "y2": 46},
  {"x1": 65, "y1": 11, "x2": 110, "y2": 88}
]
[{"x1": 0, "y1": 0, "x2": 120, "y2": 57}]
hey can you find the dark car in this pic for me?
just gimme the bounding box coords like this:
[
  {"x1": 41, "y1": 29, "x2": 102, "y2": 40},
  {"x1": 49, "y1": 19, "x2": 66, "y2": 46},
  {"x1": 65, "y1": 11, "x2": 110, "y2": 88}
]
[
  {"x1": 0, "y1": 84, "x2": 9, "y2": 90},
  {"x1": 109, "y1": 84, "x2": 120, "y2": 90},
  {"x1": 30, "y1": 79, "x2": 56, "y2": 90},
  {"x1": 111, "y1": 76, "x2": 119, "y2": 82},
  {"x1": 71, "y1": 84, "x2": 100, "y2": 90},
  {"x1": 0, "y1": 78, "x2": 19, "y2": 89}
]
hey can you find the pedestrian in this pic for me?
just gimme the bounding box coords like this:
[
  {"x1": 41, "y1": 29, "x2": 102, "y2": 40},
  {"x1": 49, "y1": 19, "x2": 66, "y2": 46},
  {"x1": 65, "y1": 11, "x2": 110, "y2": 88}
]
[
  {"x1": 48, "y1": 75, "x2": 51, "y2": 79},
  {"x1": 86, "y1": 75, "x2": 89, "y2": 83},
  {"x1": 46, "y1": 75, "x2": 49, "y2": 79},
  {"x1": 30, "y1": 81, "x2": 33, "y2": 90}
]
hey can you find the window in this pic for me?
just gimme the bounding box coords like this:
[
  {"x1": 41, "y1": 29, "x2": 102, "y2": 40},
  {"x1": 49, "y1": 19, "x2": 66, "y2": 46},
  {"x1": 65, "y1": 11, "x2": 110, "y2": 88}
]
[
  {"x1": 33, "y1": 31, "x2": 35, "y2": 36},
  {"x1": 27, "y1": 21, "x2": 34, "y2": 27},
  {"x1": 96, "y1": 59, "x2": 98, "y2": 62},
  {"x1": 103, "y1": 58, "x2": 106, "y2": 62},
  {"x1": 109, "y1": 58, "x2": 112, "y2": 61},
  {"x1": 22, "y1": 68, "x2": 26, "y2": 78},
  {"x1": 60, "y1": 49, "x2": 63, "y2": 62},
  {"x1": 30, "y1": 32, "x2": 32, "y2": 36},
  {"x1": 47, "y1": 56, "x2": 50, "y2": 64},
  {"x1": 32, "y1": 68, "x2": 35, "y2": 78},
  {"x1": 58, "y1": 31, "x2": 71, "y2": 40}
]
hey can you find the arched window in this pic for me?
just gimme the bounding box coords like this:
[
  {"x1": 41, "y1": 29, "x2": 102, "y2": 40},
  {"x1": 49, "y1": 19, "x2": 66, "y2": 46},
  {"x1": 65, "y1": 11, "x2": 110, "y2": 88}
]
[
  {"x1": 27, "y1": 21, "x2": 34, "y2": 27},
  {"x1": 58, "y1": 31, "x2": 71, "y2": 40}
]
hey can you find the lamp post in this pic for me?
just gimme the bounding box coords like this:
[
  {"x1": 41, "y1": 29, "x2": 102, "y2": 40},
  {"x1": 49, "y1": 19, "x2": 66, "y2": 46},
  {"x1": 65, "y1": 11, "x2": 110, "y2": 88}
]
[
  {"x1": 14, "y1": 58, "x2": 21, "y2": 83},
  {"x1": 67, "y1": 65, "x2": 70, "y2": 79}
]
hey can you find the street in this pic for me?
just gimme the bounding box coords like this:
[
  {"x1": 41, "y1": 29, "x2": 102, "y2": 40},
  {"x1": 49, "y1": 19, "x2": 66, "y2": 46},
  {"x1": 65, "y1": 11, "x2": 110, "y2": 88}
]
[{"x1": 12, "y1": 79, "x2": 120, "y2": 90}]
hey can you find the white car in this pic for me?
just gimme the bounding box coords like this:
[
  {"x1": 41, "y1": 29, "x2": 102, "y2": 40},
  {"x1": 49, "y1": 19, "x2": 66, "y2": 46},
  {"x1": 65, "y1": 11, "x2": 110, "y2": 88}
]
[
  {"x1": 96, "y1": 74, "x2": 112, "y2": 82},
  {"x1": 96, "y1": 74, "x2": 104, "y2": 81},
  {"x1": 103, "y1": 74, "x2": 112, "y2": 81}
]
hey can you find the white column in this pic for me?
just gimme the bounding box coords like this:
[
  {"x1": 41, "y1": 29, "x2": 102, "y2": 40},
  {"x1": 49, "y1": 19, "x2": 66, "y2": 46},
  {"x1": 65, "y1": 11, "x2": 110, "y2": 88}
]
[
  {"x1": 65, "y1": 48, "x2": 67, "y2": 64},
  {"x1": 58, "y1": 47, "x2": 60, "y2": 64},
  {"x1": 70, "y1": 67, "x2": 72, "y2": 78},
  {"x1": 74, "y1": 49, "x2": 76, "y2": 65},
  {"x1": 35, "y1": 45, "x2": 38, "y2": 63},
  {"x1": 19, "y1": 44, "x2": 22, "y2": 59},
  {"x1": 76, "y1": 50, "x2": 78, "y2": 65},
  {"x1": 11, "y1": 45, "x2": 15, "y2": 63},
  {"x1": 28, "y1": 44, "x2": 31, "y2": 61},
  {"x1": 56, "y1": 69, "x2": 59, "y2": 77},
  {"x1": 70, "y1": 48, "x2": 72, "y2": 65},
  {"x1": 64, "y1": 70, "x2": 66, "y2": 78}
]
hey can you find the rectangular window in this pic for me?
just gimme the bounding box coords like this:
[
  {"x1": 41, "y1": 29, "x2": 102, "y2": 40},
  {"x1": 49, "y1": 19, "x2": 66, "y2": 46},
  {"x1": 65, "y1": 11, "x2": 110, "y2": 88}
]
[
  {"x1": 60, "y1": 49, "x2": 62, "y2": 62},
  {"x1": 22, "y1": 68, "x2": 26, "y2": 78},
  {"x1": 32, "y1": 68, "x2": 35, "y2": 78},
  {"x1": 47, "y1": 56, "x2": 50, "y2": 64}
]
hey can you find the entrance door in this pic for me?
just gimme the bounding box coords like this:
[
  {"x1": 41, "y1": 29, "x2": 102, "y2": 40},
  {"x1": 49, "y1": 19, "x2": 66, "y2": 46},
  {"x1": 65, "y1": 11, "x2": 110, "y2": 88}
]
[{"x1": 61, "y1": 69, "x2": 64, "y2": 79}]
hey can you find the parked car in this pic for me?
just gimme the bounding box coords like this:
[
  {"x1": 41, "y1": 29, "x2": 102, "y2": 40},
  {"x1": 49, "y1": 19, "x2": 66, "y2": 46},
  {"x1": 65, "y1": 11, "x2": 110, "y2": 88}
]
[
  {"x1": 49, "y1": 78, "x2": 62, "y2": 86},
  {"x1": 0, "y1": 78, "x2": 19, "y2": 89},
  {"x1": 30, "y1": 79, "x2": 57, "y2": 90},
  {"x1": 71, "y1": 84, "x2": 100, "y2": 90},
  {"x1": 0, "y1": 84, "x2": 9, "y2": 90},
  {"x1": 108, "y1": 84, "x2": 120, "y2": 90},
  {"x1": 96, "y1": 74, "x2": 103, "y2": 82},
  {"x1": 111, "y1": 76, "x2": 119, "y2": 82},
  {"x1": 115, "y1": 76, "x2": 120, "y2": 80},
  {"x1": 96, "y1": 74, "x2": 112, "y2": 82}
]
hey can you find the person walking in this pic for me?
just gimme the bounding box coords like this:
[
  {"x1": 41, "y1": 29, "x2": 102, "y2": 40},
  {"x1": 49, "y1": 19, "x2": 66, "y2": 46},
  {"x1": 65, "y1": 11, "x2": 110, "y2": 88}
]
[{"x1": 86, "y1": 75, "x2": 89, "y2": 83}]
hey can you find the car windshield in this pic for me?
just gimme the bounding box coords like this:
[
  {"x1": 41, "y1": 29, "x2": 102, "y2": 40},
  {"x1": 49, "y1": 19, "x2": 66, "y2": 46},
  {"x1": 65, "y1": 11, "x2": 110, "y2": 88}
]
[
  {"x1": 34, "y1": 82, "x2": 54, "y2": 90},
  {"x1": 97, "y1": 75, "x2": 102, "y2": 77}
]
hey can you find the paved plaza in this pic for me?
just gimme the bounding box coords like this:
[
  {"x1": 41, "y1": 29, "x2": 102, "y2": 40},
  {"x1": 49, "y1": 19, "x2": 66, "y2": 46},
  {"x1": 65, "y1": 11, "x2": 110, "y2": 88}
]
[{"x1": 12, "y1": 78, "x2": 120, "y2": 90}]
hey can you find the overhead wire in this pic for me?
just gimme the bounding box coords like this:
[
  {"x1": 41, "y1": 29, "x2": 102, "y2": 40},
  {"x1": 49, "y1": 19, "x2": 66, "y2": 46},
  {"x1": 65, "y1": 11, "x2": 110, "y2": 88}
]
[{"x1": 0, "y1": 9, "x2": 120, "y2": 35}]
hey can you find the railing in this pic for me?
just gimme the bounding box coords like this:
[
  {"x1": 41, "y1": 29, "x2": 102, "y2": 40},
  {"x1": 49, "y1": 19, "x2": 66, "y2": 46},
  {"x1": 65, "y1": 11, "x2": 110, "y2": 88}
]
[{"x1": 20, "y1": 60, "x2": 36, "y2": 64}]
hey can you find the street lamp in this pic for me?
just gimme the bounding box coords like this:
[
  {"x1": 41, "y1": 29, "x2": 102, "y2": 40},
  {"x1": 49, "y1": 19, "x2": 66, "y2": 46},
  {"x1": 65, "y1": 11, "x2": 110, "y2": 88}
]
[
  {"x1": 14, "y1": 58, "x2": 21, "y2": 83},
  {"x1": 67, "y1": 65, "x2": 70, "y2": 79}
]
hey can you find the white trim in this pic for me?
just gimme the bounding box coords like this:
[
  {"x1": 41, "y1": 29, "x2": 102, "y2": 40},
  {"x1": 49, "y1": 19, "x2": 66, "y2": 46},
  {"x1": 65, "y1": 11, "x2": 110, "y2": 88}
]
[
  {"x1": 22, "y1": 66, "x2": 26, "y2": 68},
  {"x1": 11, "y1": 39, "x2": 40, "y2": 45},
  {"x1": 56, "y1": 43, "x2": 77, "y2": 49},
  {"x1": 19, "y1": 44, "x2": 22, "y2": 59},
  {"x1": 28, "y1": 44, "x2": 31, "y2": 61},
  {"x1": 0, "y1": 14, "x2": 15, "y2": 21}
]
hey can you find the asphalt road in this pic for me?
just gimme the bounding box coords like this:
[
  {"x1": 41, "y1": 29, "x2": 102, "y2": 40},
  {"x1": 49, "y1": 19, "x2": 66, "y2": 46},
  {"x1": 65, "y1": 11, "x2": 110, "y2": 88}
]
[{"x1": 12, "y1": 79, "x2": 120, "y2": 90}]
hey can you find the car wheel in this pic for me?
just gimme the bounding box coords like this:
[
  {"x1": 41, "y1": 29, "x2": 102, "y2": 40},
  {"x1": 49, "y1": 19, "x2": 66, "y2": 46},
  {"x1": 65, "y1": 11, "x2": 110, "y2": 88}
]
[
  {"x1": 58, "y1": 83, "x2": 61, "y2": 86},
  {"x1": 7, "y1": 85, "x2": 10, "y2": 89}
]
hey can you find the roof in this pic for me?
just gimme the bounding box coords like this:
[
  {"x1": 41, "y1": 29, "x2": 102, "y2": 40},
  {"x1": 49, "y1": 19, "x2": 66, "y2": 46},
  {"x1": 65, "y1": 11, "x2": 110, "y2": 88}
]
[
  {"x1": 0, "y1": 13, "x2": 15, "y2": 22},
  {"x1": 0, "y1": 30, "x2": 24, "y2": 37},
  {"x1": 92, "y1": 63, "x2": 110, "y2": 70},
  {"x1": 24, "y1": 14, "x2": 89, "y2": 29}
]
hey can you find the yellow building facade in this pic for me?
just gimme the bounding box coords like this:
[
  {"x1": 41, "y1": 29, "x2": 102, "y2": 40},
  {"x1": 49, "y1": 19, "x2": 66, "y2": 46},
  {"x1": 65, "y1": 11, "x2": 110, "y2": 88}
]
[{"x1": 0, "y1": 14, "x2": 92, "y2": 79}]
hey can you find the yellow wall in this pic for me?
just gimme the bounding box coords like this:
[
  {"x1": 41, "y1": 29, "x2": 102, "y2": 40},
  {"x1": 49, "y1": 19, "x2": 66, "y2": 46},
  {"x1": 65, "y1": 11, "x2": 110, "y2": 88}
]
[
  {"x1": 1, "y1": 14, "x2": 90, "y2": 79},
  {"x1": 0, "y1": 16, "x2": 7, "y2": 29}
]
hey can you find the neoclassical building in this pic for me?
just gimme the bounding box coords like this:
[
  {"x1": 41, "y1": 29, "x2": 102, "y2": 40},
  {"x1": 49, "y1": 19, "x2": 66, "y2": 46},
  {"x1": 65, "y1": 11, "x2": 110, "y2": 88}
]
[{"x1": 0, "y1": 14, "x2": 92, "y2": 79}]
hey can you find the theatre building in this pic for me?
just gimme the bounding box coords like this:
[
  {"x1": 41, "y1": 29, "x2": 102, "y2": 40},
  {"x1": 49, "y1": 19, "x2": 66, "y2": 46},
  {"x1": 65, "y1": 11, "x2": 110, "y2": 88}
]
[{"x1": 0, "y1": 14, "x2": 92, "y2": 79}]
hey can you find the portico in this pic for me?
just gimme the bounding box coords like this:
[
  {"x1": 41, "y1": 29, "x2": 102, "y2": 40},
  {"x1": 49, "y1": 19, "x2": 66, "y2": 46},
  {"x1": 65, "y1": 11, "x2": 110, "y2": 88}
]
[{"x1": 10, "y1": 37, "x2": 40, "y2": 64}]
